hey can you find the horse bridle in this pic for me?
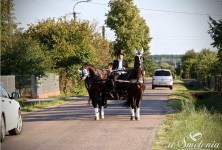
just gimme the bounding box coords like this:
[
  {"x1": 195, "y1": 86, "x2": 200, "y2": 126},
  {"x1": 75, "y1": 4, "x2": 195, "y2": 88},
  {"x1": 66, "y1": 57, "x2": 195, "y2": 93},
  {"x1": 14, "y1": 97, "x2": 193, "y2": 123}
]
[
  {"x1": 134, "y1": 49, "x2": 145, "y2": 80},
  {"x1": 135, "y1": 52, "x2": 144, "y2": 69}
]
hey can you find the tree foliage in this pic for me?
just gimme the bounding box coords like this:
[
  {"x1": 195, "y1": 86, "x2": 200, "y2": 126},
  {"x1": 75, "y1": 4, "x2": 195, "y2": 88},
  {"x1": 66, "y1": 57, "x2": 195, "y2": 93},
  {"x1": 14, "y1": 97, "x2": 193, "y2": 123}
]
[
  {"x1": 181, "y1": 49, "x2": 218, "y2": 79},
  {"x1": 1, "y1": 3, "x2": 113, "y2": 94},
  {"x1": 90, "y1": 33, "x2": 113, "y2": 67},
  {"x1": 152, "y1": 55, "x2": 182, "y2": 67},
  {"x1": 196, "y1": 49, "x2": 218, "y2": 79},
  {"x1": 1, "y1": 0, "x2": 46, "y2": 77},
  {"x1": 27, "y1": 17, "x2": 93, "y2": 69},
  {"x1": 208, "y1": 17, "x2": 222, "y2": 73},
  {"x1": 89, "y1": 21, "x2": 114, "y2": 67},
  {"x1": 105, "y1": 0, "x2": 151, "y2": 63},
  {"x1": 181, "y1": 50, "x2": 198, "y2": 79},
  {"x1": 26, "y1": 17, "x2": 113, "y2": 94},
  {"x1": 1, "y1": 0, "x2": 16, "y2": 53},
  {"x1": 1, "y1": 32, "x2": 49, "y2": 76}
]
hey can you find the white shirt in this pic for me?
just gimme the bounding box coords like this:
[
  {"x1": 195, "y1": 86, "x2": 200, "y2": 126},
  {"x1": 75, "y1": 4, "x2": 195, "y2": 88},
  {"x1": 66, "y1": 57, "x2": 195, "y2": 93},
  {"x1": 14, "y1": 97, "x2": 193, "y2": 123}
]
[{"x1": 118, "y1": 60, "x2": 123, "y2": 70}]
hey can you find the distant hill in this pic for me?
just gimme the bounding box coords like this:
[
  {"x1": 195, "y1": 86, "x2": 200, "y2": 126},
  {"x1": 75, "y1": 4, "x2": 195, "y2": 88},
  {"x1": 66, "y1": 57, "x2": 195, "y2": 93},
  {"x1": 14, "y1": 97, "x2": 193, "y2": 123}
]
[{"x1": 151, "y1": 54, "x2": 183, "y2": 67}]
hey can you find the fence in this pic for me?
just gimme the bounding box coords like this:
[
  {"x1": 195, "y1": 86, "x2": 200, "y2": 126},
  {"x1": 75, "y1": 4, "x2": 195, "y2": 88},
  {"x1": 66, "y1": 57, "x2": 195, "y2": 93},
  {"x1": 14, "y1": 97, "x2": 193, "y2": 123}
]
[
  {"x1": 0, "y1": 74, "x2": 60, "y2": 98},
  {"x1": 16, "y1": 75, "x2": 33, "y2": 97},
  {"x1": 202, "y1": 76, "x2": 222, "y2": 92}
]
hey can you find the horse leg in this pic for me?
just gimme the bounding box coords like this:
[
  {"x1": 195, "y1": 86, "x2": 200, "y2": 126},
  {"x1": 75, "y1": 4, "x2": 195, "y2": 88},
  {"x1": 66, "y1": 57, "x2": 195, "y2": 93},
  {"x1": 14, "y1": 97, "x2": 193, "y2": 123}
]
[
  {"x1": 87, "y1": 96, "x2": 91, "y2": 105},
  {"x1": 99, "y1": 93, "x2": 105, "y2": 119},
  {"x1": 135, "y1": 107, "x2": 140, "y2": 120},
  {"x1": 130, "y1": 108, "x2": 135, "y2": 120},
  {"x1": 94, "y1": 107, "x2": 99, "y2": 120},
  {"x1": 100, "y1": 105, "x2": 105, "y2": 119},
  {"x1": 129, "y1": 96, "x2": 135, "y2": 120},
  {"x1": 85, "y1": 82, "x2": 91, "y2": 105},
  {"x1": 92, "y1": 95, "x2": 100, "y2": 121},
  {"x1": 135, "y1": 94, "x2": 142, "y2": 121}
]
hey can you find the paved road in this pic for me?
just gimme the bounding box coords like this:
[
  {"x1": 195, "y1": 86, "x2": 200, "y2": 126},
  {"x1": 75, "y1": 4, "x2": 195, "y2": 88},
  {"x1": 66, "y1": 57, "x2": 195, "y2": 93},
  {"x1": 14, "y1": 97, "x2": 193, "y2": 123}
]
[{"x1": 2, "y1": 80, "x2": 173, "y2": 150}]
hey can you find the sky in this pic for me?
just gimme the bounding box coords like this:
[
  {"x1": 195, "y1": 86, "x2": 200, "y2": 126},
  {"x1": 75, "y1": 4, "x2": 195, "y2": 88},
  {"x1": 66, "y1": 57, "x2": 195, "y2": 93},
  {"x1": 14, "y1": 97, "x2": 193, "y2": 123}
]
[{"x1": 14, "y1": 0, "x2": 222, "y2": 55}]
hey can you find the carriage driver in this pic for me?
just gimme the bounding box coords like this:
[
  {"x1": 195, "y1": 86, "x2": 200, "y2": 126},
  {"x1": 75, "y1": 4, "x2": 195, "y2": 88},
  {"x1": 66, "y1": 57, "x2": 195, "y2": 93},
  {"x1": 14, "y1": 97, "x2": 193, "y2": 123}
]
[
  {"x1": 112, "y1": 50, "x2": 128, "y2": 71},
  {"x1": 108, "y1": 50, "x2": 129, "y2": 100},
  {"x1": 112, "y1": 50, "x2": 129, "y2": 81}
]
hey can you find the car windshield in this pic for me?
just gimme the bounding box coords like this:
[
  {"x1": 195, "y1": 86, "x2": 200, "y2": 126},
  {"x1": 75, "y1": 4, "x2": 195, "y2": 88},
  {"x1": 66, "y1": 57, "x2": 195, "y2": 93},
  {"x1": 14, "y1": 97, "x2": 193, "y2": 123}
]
[
  {"x1": 0, "y1": 84, "x2": 10, "y2": 98},
  {"x1": 154, "y1": 70, "x2": 171, "y2": 76}
]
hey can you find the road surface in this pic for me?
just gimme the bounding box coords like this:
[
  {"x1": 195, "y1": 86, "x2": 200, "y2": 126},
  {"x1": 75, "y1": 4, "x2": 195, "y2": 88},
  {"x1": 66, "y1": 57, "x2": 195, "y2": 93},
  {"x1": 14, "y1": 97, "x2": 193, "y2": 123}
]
[{"x1": 2, "y1": 80, "x2": 173, "y2": 150}]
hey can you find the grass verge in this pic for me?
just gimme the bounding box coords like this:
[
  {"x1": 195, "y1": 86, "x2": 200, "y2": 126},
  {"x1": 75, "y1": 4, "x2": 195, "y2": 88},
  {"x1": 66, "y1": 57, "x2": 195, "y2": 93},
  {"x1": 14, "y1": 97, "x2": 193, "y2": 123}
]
[
  {"x1": 18, "y1": 96, "x2": 67, "y2": 112},
  {"x1": 152, "y1": 80, "x2": 222, "y2": 150}
]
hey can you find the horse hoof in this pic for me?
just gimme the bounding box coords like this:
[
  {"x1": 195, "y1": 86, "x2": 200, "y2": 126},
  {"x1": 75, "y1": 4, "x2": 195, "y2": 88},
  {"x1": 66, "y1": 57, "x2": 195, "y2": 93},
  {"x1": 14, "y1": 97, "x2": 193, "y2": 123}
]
[
  {"x1": 136, "y1": 116, "x2": 140, "y2": 121},
  {"x1": 94, "y1": 116, "x2": 100, "y2": 121},
  {"x1": 130, "y1": 116, "x2": 135, "y2": 121},
  {"x1": 100, "y1": 115, "x2": 105, "y2": 119}
]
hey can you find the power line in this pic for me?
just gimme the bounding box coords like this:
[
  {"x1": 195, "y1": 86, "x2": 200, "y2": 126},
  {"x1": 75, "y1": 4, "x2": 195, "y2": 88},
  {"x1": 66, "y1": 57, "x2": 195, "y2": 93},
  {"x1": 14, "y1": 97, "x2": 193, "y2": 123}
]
[
  {"x1": 90, "y1": 2, "x2": 107, "y2": 6},
  {"x1": 139, "y1": 8, "x2": 222, "y2": 16},
  {"x1": 88, "y1": 2, "x2": 222, "y2": 17},
  {"x1": 152, "y1": 37, "x2": 210, "y2": 41}
]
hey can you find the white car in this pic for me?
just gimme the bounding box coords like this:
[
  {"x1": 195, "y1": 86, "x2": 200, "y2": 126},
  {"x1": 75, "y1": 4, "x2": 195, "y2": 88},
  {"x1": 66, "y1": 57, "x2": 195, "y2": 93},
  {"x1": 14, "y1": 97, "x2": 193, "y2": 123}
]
[
  {"x1": 152, "y1": 69, "x2": 173, "y2": 90},
  {"x1": 1, "y1": 84, "x2": 23, "y2": 142}
]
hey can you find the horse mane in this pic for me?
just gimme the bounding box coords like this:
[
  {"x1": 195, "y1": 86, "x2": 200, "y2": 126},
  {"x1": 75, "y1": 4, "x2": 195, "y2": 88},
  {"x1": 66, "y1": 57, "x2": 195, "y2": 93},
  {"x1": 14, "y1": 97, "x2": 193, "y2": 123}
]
[{"x1": 83, "y1": 62, "x2": 111, "y2": 80}]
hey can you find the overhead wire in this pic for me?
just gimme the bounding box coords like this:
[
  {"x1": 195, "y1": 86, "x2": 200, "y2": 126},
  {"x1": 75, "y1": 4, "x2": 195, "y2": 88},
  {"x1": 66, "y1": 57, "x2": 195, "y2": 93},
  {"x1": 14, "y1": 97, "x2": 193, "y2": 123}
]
[
  {"x1": 34, "y1": 0, "x2": 220, "y2": 41},
  {"x1": 88, "y1": 2, "x2": 222, "y2": 17},
  {"x1": 87, "y1": 1, "x2": 221, "y2": 41}
]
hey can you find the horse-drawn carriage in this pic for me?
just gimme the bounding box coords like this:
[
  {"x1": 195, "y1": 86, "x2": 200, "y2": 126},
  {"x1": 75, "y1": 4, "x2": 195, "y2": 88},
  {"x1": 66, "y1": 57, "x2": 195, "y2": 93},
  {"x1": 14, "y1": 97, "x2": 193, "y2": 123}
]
[
  {"x1": 79, "y1": 49, "x2": 146, "y2": 121},
  {"x1": 104, "y1": 69, "x2": 131, "y2": 100}
]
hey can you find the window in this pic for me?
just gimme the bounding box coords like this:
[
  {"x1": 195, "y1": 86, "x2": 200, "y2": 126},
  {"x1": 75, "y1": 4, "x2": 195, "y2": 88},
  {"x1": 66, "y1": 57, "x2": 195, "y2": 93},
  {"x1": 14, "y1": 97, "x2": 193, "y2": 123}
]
[
  {"x1": 154, "y1": 70, "x2": 171, "y2": 76},
  {"x1": 0, "y1": 85, "x2": 10, "y2": 98}
]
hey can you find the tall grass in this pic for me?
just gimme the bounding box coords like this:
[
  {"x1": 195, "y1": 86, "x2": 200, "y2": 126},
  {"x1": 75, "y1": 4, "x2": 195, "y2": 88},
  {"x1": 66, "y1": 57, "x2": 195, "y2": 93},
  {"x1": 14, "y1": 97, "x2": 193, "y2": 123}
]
[{"x1": 152, "y1": 80, "x2": 222, "y2": 150}]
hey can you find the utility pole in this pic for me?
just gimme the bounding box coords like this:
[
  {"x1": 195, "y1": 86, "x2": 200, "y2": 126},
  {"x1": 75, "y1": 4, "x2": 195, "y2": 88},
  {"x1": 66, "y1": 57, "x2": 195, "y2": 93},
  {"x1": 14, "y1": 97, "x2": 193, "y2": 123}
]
[{"x1": 102, "y1": 26, "x2": 105, "y2": 39}]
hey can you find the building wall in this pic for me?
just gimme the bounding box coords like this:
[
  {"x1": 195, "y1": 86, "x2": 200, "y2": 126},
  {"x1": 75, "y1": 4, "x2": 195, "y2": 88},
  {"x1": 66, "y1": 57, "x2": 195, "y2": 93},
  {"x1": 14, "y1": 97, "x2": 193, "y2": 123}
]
[
  {"x1": 0, "y1": 75, "x2": 15, "y2": 95},
  {"x1": 36, "y1": 74, "x2": 60, "y2": 98},
  {"x1": 0, "y1": 74, "x2": 60, "y2": 98}
]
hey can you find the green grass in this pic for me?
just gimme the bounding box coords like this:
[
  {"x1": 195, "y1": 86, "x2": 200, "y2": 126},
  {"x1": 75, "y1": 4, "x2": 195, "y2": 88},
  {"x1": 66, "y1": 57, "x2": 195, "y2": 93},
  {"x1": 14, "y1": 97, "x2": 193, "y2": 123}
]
[
  {"x1": 167, "y1": 80, "x2": 195, "y2": 111},
  {"x1": 19, "y1": 96, "x2": 67, "y2": 112},
  {"x1": 18, "y1": 88, "x2": 89, "y2": 113},
  {"x1": 194, "y1": 91, "x2": 222, "y2": 114},
  {"x1": 152, "y1": 80, "x2": 222, "y2": 150},
  {"x1": 21, "y1": 100, "x2": 65, "y2": 112}
]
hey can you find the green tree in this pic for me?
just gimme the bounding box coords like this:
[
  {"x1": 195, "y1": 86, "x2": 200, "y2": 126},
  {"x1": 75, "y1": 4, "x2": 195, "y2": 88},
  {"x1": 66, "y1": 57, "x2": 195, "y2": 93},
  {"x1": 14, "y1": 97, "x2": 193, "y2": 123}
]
[
  {"x1": 26, "y1": 17, "x2": 113, "y2": 94},
  {"x1": 196, "y1": 49, "x2": 218, "y2": 79},
  {"x1": 144, "y1": 55, "x2": 155, "y2": 77},
  {"x1": 1, "y1": 0, "x2": 16, "y2": 53},
  {"x1": 90, "y1": 33, "x2": 113, "y2": 67},
  {"x1": 105, "y1": 0, "x2": 151, "y2": 63},
  {"x1": 1, "y1": 31, "x2": 49, "y2": 76},
  {"x1": 1, "y1": 0, "x2": 48, "y2": 76},
  {"x1": 27, "y1": 17, "x2": 92, "y2": 69},
  {"x1": 208, "y1": 17, "x2": 222, "y2": 73},
  {"x1": 181, "y1": 50, "x2": 198, "y2": 79}
]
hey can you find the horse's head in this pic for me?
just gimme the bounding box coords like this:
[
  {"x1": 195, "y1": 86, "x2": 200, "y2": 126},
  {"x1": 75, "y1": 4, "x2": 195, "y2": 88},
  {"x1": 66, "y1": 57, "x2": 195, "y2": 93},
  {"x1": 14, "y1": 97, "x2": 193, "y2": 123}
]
[
  {"x1": 134, "y1": 48, "x2": 144, "y2": 69},
  {"x1": 78, "y1": 63, "x2": 90, "y2": 80}
]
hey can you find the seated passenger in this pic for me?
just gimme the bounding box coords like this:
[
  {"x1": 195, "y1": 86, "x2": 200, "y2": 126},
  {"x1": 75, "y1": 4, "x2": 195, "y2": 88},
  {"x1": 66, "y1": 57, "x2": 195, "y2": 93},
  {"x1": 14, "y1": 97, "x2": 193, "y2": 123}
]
[{"x1": 108, "y1": 63, "x2": 113, "y2": 73}]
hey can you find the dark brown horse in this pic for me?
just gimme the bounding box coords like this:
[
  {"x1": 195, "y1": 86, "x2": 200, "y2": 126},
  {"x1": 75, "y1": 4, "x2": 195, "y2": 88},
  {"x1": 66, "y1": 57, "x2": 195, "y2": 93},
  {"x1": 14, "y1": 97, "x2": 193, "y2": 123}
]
[
  {"x1": 79, "y1": 63, "x2": 110, "y2": 120},
  {"x1": 126, "y1": 49, "x2": 146, "y2": 120}
]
